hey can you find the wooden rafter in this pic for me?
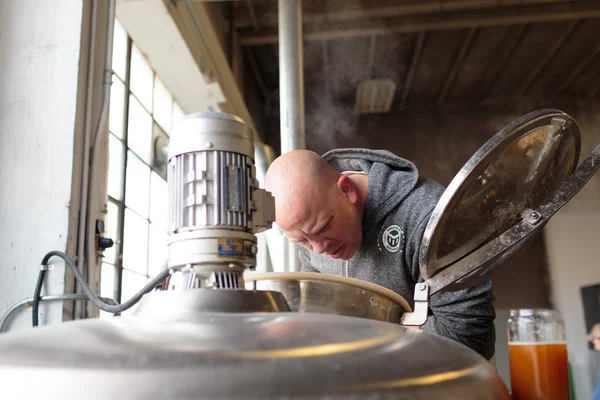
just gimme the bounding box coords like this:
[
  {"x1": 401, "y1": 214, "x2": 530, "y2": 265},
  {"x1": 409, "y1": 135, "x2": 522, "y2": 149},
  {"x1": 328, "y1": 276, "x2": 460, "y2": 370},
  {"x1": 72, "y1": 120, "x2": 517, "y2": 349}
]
[
  {"x1": 515, "y1": 19, "x2": 580, "y2": 99},
  {"x1": 245, "y1": 47, "x2": 268, "y2": 99},
  {"x1": 438, "y1": 27, "x2": 477, "y2": 105},
  {"x1": 246, "y1": 0, "x2": 258, "y2": 31},
  {"x1": 401, "y1": 31, "x2": 426, "y2": 108},
  {"x1": 481, "y1": 24, "x2": 530, "y2": 102},
  {"x1": 322, "y1": 39, "x2": 329, "y2": 94},
  {"x1": 551, "y1": 44, "x2": 600, "y2": 98}
]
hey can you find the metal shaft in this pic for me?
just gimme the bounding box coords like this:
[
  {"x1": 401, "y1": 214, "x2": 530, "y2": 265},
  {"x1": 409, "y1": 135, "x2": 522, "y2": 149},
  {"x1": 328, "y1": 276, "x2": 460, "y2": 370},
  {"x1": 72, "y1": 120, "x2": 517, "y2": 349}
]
[{"x1": 278, "y1": 0, "x2": 306, "y2": 153}]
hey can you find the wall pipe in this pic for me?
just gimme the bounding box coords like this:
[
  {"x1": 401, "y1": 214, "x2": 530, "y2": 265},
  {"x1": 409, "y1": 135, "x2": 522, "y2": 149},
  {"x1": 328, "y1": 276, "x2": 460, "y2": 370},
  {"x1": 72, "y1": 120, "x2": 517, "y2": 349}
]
[
  {"x1": 76, "y1": 0, "x2": 100, "y2": 306},
  {"x1": 85, "y1": 0, "x2": 116, "y2": 317},
  {"x1": 278, "y1": 0, "x2": 305, "y2": 272}
]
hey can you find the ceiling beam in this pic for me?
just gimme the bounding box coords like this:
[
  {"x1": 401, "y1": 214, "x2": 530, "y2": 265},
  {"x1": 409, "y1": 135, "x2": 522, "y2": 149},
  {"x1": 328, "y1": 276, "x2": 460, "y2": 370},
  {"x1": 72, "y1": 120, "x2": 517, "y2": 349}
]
[
  {"x1": 367, "y1": 35, "x2": 376, "y2": 74},
  {"x1": 551, "y1": 44, "x2": 600, "y2": 99},
  {"x1": 322, "y1": 39, "x2": 329, "y2": 94},
  {"x1": 400, "y1": 32, "x2": 426, "y2": 108},
  {"x1": 245, "y1": 0, "x2": 258, "y2": 31},
  {"x1": 437, "y1": 27, "x2": 477, "y2": 105},
  {"x1": 238, "y1": 1, "x2": 600, "y2": 46},
  {"x1": 585, "y1": 75, "x2": 600, "y2": 101},
  {"x1": 233, "y1": 0, "x2": 569, "y2": 28},
  {"x1": 480, "y1": 24, "x2": 530, "y2": 102},
  {"x1": 515, "y1": 20, "x2": 580, "y2": 100},
  {"x1": 245, "y1": 47, "x2": 268, "y2": 99}
]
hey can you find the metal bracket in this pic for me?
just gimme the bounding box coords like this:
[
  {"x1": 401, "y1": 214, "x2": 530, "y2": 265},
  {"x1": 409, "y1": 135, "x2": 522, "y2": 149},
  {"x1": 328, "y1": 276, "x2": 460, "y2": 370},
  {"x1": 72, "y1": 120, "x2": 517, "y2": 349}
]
[
  {"x1": 521, "y1": 208, "x2": 542, "y2": 225},
  {"x1": 400, "y1": 282, "x2": 430, "y2": 326}
]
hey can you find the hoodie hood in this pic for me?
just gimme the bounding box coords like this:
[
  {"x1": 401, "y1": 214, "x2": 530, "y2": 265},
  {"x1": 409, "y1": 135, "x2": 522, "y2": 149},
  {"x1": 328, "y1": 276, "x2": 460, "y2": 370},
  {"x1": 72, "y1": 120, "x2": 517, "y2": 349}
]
[{"x1": 322, "y1": 148, "x2": 420, "y2": 235}]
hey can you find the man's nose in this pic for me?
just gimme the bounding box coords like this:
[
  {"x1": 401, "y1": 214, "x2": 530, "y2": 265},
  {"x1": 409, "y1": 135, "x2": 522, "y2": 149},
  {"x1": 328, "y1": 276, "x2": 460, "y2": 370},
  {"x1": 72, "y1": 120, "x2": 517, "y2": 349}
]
[{"x1": 309, "y1": 239, "x2": 328, "y2": 254}]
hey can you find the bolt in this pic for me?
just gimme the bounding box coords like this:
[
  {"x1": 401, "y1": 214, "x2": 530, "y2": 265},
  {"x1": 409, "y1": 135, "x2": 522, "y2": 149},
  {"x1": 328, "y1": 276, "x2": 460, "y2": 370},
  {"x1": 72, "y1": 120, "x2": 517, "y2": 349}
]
[
  {"x1": 206, "y1": 142, "x2": 213, "y2": 148},
  {"x1": 417, "y1": 283, "x2": 426, "y2": 291},
  {"x1": 530, "y1": 211, "x2": 540, "y2": 220}
]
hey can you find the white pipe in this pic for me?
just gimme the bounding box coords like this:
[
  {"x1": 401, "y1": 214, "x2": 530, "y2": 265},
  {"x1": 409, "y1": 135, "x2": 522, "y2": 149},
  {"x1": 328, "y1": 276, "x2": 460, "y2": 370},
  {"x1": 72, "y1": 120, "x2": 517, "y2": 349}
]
[
  {"x1": 278, "y1": 0, "x2": 305, "y2": 272},
  {"x1": 278, "y1": 0, "x2": 306, "y2": 153}
]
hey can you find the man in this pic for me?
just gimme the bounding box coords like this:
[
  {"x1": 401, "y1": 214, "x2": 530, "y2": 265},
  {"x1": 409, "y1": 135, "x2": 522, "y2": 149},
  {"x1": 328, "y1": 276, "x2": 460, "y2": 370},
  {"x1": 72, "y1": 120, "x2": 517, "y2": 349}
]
[
  {"x1": 586, "y1": 323, "x2": 600, "y2": 400},
  {"x1": 265, "y1": 148, "x2": 496, "y2": 360}
]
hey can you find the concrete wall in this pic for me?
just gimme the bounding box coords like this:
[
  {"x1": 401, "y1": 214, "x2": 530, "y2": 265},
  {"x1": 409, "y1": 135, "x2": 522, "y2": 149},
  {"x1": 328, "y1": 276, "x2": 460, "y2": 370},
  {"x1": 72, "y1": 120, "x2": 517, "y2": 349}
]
[
  {"x1": 0, "y1": 0, "x2": 84, "y2": 330},
  {"x1": 543, "y1": 106, "x2": 600, "y2": 400}
]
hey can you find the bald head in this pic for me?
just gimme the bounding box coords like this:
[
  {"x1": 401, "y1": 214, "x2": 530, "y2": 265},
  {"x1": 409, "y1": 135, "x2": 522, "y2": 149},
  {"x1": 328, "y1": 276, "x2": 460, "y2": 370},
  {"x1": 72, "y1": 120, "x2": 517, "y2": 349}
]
[
  {"x1": 265, "y1": 150, "x2": 340, "y2": 203},
  {"x1": 264, "y1": 150, "x2": 340, "y2": 233}
]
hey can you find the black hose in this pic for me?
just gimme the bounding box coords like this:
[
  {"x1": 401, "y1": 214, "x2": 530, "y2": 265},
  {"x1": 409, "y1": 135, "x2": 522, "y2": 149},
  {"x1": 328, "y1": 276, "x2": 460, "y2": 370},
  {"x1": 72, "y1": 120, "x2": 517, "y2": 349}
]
[
  {"x1": 31, "y1": 269, "x2": 46, "y2": 327},
  {"x1": 32, "y1": 251, "x2": 169, "y2": 326}
]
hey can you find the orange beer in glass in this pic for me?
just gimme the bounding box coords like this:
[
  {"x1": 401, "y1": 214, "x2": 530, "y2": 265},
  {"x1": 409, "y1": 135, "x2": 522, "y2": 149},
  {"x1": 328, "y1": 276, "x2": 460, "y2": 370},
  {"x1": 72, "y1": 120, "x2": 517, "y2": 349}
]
[{"x1": 508, "y1": 309, "x2": 570, "y2": 400}]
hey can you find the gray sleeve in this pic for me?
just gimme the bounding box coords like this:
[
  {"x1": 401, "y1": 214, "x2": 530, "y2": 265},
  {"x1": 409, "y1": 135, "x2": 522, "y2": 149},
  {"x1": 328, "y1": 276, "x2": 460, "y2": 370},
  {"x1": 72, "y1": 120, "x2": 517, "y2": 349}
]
[
  {"x1": 298, "y1": 245, "x2": 320, "y2": 273},
  {"x1": 407, "y1": 215, "x2": 496, "y2": 360}
]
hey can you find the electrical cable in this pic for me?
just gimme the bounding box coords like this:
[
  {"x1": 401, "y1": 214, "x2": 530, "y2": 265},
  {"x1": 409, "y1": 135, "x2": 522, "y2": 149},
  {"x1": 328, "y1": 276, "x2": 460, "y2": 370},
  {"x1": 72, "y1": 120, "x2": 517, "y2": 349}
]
[
  {"x1": 2, "y1": 294, "x2": 117, "y2": 333},
  {"x1": 32, "y1": 251, "x2": 170, "y2": 326},
  {"x1": 31, "y1": 268, "x2": 46, "y2": 327}
]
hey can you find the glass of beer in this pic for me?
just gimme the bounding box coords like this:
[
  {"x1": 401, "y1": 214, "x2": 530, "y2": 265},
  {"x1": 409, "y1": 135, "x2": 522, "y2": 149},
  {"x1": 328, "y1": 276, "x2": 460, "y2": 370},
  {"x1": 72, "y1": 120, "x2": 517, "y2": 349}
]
[{"x1": 508, "y1": 309, "x2": 570, "y2": 400}]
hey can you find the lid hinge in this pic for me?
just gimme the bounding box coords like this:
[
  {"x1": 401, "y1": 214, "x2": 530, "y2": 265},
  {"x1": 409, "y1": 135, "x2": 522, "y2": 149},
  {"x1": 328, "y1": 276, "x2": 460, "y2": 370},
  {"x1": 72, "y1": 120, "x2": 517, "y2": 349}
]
[{"x1": 400, "y1": 282, "x2": 430, "y2": 326}]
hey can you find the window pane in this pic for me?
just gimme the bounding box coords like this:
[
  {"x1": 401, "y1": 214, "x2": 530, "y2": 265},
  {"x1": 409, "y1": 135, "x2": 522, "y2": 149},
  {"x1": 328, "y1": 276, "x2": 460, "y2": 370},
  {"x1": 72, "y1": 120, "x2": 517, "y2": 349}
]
[
  {"x1": 112, "y1": 19, "x2": 128, "y2": 81},
  {"x1": 120, "y1": 269, "x2": 149, "y2": 315},
  {"x1": 130, "y1": 44, "x2": 153, "y2": 112},
  {"x1": 152, "y1": 123, "x2": 169, "y2": 179},
  {"x1": 150, "y1": 172, "x2": 168, "y2": 230},
  {"x1": 109, "y1": 77, "x2": 126, "y2": 139},
  {"x1": 102, "y1": 201, "x2": 119, "y2": 264},
  {"x1": 100, "y1": 262, "x2": 116, "y2": 299},
  {"x1": 125, "y1": 151, "x2": 150, "y2": 218},
  {"x1": 122, "y1": 208, "x2": 149, "y2": 275},
  {"x1": 153, "y1": 76, "x2": 173, "y2": 134},
  {"x1": 148, "y1": 224, "x2": 168, "y2": 277},
  {"x1": 127, "y1": 95, "x2": 152, "y2": 164},
  {"x1": 99, "y1": 262, "x2": 117, "y2": 319},
  {"x1": 172, "y1": 101, "x2": 185, "y2": 131},
  {"x1": 108, "y1": 134, "x2": 125, "y2": 201},
  {"x1": 104, "y1": 200, "x2": 120, "y2": 264}
]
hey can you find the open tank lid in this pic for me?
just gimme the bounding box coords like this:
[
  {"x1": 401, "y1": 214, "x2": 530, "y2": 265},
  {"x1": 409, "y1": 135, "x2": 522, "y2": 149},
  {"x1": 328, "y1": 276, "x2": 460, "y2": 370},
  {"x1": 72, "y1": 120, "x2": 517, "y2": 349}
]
[{"x1": 419, "y1": 109, "x2": 581, "y2": 282}]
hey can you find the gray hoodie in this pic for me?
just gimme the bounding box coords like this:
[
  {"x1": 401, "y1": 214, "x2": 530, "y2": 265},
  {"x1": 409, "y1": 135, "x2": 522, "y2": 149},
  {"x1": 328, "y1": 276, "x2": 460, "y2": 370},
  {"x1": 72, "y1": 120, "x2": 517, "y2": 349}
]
[{"x1": 298, "y1": 148, "x2": 496, "y2": 360}]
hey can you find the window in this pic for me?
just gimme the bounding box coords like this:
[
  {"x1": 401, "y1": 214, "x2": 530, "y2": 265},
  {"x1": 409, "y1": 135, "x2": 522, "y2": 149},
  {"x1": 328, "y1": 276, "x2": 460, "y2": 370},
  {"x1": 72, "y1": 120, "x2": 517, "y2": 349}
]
[{"x1": 102, "y1": 19, "x2": 186, "y2": 316}]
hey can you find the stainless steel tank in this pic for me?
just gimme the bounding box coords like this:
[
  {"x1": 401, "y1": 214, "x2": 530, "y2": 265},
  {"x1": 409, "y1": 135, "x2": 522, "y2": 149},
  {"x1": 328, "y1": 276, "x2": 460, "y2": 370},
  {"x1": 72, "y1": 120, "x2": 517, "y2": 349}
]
[{"x1": 0, "y1": 294, "x2": 509, "y2": 399}]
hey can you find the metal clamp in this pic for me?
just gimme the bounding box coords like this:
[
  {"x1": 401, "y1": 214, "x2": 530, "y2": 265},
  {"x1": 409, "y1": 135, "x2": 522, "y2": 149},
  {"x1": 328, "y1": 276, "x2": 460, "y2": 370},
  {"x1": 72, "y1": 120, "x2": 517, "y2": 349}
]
[
  {"x1": 40, "y1": 264, "x2": 54, "y2": 271},
  {"x1": 400, "y1": 282, "x2": 430, "y2": 326}
]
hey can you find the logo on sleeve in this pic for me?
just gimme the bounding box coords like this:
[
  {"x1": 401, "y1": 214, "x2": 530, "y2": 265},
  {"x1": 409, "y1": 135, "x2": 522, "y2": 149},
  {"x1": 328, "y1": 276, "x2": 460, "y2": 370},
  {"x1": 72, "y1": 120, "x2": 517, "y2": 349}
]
[{"x1": 382, "y1": 225, "x2": 404, "y2": 253}]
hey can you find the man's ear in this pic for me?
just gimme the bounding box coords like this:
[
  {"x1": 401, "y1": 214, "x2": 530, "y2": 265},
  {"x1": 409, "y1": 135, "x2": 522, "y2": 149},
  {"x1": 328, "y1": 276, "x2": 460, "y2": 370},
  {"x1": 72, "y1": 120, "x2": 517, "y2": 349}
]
[{"x1": 336, "y1": 175, "x2": 358, "y2": 204}]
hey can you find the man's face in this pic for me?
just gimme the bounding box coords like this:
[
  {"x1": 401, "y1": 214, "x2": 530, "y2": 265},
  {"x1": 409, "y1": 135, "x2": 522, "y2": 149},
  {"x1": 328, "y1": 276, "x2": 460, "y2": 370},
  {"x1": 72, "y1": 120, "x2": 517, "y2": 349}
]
[{"x1": 277, "y1": 184, "x2": 363, "y2": 261}]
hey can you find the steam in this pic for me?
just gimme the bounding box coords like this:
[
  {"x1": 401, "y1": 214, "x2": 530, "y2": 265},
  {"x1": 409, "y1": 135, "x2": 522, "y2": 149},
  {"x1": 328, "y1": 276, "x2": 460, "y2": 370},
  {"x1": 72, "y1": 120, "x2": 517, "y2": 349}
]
[
  {"x1": 259, "y1": 0, "x2": 411, "y2": 153},
  {"x1": 304, "y1": 62, "x2": 359, "y2": 152}
]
